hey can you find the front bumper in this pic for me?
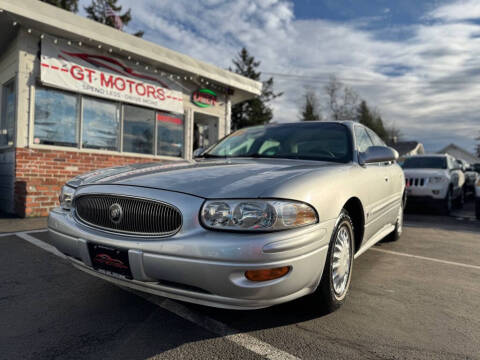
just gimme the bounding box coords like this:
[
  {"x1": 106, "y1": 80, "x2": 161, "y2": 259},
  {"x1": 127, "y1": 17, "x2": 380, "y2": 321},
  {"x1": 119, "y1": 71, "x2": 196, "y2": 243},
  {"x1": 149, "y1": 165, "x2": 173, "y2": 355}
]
[
  {"x1": 48, "y1": 188, "x2": 333, "y2": 309},
  {"x1": 406, "y1": 184, "x2": 448, "y2": 200}
]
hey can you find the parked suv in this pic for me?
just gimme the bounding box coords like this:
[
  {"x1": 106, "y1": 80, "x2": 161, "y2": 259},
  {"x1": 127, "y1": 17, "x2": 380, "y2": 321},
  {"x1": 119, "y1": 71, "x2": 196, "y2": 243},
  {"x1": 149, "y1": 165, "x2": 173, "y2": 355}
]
[
  {"x1": 464, "y1": 165, "x2": 479, "y2": 197},
  {"x1": 402, "y1": 154, "x2": 465, "y2": 214}
]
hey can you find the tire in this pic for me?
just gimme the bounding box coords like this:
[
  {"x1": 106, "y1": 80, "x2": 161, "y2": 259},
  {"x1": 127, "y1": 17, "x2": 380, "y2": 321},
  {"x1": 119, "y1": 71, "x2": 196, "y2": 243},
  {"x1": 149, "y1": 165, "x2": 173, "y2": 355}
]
[
  {"x1": 441, "y1": 189, "x2": 452, "y2": 215},
  {"x1": 385, "y1": 198, "x2": 404, "y2": 242},
  {"x1": 453, "y1": 188, "x2": 464, "y2": 209},
  {"x1": 313, "y1": 210, "x2": 354, "y2": 313},
  {"x1": 476, "y1": 199, "x2": 480, "y2": 220}
]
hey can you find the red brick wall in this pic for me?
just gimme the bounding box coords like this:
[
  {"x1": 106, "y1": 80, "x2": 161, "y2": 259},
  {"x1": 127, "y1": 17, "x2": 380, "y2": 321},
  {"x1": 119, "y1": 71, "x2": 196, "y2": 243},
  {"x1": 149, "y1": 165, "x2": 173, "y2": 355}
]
[{"x1": 15, "y1": 148, "x2": 167, "y2": 217}]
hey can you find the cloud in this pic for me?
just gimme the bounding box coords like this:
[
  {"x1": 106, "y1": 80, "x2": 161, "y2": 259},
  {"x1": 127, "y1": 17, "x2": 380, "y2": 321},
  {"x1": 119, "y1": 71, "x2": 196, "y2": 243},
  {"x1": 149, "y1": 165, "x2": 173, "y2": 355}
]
[
  {"x1": 428, "y1": 0, "x2": 480, "y2": 22},
  {"x1": 78, "y1": 0, "x2": 480, "y2": 154}
]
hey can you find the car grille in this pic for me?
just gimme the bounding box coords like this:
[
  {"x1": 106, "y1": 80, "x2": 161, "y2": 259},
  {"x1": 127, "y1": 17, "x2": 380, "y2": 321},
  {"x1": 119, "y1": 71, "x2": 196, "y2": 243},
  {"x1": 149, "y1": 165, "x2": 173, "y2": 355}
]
[
  {"x1": 406, "y1": 177, "x2": 425, "y2": 187},
  {"x1": 74, "y1": 195, "x2": 182, "y2": 236}
]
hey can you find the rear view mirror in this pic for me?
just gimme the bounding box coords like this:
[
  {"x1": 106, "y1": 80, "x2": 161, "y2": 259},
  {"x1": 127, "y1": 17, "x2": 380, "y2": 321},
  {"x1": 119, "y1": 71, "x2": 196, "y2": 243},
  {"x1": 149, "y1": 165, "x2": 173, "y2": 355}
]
[{"x1": 359, "y1": 146, "x2": 398, "y2": 165}]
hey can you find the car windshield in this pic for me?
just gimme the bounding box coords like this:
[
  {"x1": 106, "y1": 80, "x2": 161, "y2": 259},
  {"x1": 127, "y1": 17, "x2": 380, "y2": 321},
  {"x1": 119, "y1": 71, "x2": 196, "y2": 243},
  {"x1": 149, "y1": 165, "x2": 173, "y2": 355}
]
[
  {"x1": 203, "y1": 123, "x2": 352, "y2": 163},
  {"x1": 402, "y1": 157, "x2": 447, "y2": 169}
]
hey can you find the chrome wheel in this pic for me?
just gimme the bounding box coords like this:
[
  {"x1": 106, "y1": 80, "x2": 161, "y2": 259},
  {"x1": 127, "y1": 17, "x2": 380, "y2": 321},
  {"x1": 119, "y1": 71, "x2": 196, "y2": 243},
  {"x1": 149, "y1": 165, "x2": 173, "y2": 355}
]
[{"x1": 332, "y1": 225, "x2": 352, "y2": 297}]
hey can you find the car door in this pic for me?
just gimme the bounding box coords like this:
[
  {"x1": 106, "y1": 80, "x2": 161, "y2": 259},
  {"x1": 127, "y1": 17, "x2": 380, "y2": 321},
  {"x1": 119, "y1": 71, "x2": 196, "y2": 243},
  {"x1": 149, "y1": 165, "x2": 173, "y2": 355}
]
[
  {"x1": 354, "y1": 125, "x2": 392, "y2": 244},
  {"x1": 366, "y1": 128, "x2": 402, "y2": 225}
]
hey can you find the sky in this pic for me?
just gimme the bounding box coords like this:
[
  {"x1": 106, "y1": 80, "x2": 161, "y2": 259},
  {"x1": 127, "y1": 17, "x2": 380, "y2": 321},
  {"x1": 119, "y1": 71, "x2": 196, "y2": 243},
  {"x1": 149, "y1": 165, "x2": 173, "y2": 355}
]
[{"x1": 78, "y1": 0, "x2": 480, "y2": 154}]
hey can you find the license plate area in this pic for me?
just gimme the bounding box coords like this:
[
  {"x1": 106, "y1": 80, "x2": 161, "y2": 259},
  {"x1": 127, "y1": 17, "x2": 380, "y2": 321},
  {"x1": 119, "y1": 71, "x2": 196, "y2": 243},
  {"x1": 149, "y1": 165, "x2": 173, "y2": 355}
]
[{"x1": 88, "y1": 243, "x2": 132, "y2": 279}]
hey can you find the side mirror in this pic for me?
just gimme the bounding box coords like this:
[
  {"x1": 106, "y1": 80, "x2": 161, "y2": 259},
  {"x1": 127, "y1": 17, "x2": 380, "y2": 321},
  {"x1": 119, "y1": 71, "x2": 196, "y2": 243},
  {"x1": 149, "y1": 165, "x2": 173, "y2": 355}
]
[
  {"x1": 193, "y1": 148, "x2": 205, "y2": 157},
  {"x1": 359, "y1": 146, "x2": 399, "y2": 165}
]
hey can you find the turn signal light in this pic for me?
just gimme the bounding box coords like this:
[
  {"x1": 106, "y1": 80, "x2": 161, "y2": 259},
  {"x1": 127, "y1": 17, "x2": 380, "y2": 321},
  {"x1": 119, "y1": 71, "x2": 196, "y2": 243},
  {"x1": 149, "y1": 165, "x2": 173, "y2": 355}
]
[{"x1": 245, "y1": 266, "x2": 290, "y2": 282}]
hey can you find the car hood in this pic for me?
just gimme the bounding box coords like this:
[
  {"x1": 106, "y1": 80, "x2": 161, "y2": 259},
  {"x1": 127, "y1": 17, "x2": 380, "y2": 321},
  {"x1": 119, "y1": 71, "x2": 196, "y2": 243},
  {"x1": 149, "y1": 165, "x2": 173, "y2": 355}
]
[
  {"x1": 68, "y1": 158, "x2": 342, "y2": 198},
  {"x1": 402, "y1": 168, "x2": 448, "y2": 178}
]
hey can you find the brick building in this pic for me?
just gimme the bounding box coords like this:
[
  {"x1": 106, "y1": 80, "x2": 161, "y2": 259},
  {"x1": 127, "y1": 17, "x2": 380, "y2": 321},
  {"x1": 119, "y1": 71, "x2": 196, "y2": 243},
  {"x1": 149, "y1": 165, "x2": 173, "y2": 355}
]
[{"x1": 0, "y1": 0, "x2": 261, "y2": 217}]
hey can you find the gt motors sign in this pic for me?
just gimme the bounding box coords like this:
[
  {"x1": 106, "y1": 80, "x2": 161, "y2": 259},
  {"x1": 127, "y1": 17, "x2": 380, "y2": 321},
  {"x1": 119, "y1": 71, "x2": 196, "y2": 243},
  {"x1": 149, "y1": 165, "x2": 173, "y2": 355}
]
[{"x1": 40, "y1": 41, "x2": 184, "y2": 113}]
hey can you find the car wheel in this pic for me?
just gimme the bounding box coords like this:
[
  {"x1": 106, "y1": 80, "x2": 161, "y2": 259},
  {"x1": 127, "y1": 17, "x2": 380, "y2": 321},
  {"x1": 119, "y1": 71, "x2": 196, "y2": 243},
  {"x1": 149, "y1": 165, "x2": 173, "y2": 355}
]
[
  {"x1": 386, "y1": 200, "x2": 403, "y2": 242},
  {"x1": 441, "y1": 189, "x2": 452, "y2": 215},
  {"x1": 314, "y1": 210, "x2": 354, "y2": 313},
  {"x1": 453, "y1": 188, "x2": 465, "y2": 209},
  {"x1": 476, "y1": 199, "x2": 480, "y2": 220}
]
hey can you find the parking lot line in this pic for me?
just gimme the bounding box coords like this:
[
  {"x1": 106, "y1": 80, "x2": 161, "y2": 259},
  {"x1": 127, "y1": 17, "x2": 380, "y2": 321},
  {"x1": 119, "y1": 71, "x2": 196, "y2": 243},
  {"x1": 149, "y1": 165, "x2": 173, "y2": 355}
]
[
  {"x1": 139, "y1": 294, "x2": 300, "y2": 360},
  {"x1": 14, "y1": 231, "x2": 300, "y2": 360},
  {"x1": 16, "y1": 232, "x2": 66, "y2": 259},
  {"x1": 371, "y1": 248, "x2": 480, "y2": 271},
  {"x1": 0, "y1": 229, "x2": 48, "y2": 238}
]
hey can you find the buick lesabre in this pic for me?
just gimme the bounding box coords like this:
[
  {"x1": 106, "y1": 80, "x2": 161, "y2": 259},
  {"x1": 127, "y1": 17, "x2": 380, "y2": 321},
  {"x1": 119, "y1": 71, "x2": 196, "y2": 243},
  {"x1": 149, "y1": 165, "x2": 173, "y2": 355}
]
[{"x1": 48, "y1": 121, "x2": 405, "y2": 311}]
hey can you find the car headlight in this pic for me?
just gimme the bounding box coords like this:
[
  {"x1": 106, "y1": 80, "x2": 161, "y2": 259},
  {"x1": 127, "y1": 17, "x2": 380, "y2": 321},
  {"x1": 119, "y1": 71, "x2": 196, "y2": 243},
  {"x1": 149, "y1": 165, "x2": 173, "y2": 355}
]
[
  {"x1": 59, "y1": 185, "x2": 75, "y2": 210},
  {"x1": 428, "y1": 176, "x2": 446, "y2": 184},
  {"x1": 200, "y1": 199, "x2": 318, "y2": 231}
]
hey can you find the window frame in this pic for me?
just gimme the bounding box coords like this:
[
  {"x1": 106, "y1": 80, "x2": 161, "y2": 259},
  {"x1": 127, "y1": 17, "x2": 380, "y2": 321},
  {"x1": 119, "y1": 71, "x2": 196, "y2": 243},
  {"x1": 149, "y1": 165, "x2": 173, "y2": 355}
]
[
  {"x1": 0, "y1": 78, "x2": 16, "y2": 149},
  {"x1": 30, "y1": 85, "x2": 186, "y2": 160}
]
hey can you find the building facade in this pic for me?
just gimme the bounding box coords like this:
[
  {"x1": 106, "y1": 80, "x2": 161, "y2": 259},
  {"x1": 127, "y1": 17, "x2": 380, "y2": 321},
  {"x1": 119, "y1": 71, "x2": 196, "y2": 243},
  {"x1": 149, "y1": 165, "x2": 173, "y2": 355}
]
[{"x1": 0, "y1": 0, "x2": 261, "y2": 217}]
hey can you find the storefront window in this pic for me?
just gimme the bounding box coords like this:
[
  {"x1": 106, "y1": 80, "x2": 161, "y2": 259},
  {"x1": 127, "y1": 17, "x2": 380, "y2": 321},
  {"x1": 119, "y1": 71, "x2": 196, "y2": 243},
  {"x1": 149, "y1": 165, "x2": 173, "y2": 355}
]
[
  {"x1": 123, "y1": 105, "x2": 154, "y2": 155},
  {"x1": 32, "y1": 86, "x2": 186, "y2": 158},
  {"x1": 82, "y1": 97, "x2": 119, "y2": 151},
  {"x1": 0, "y1": 80, "x2": 15, "y2": 147},
  {"x1": 156, "y1": 112, "x2": 184, "y2": 157},
  {"x1": 34, "y1": 88, "x2": 78, "y2": 147}
]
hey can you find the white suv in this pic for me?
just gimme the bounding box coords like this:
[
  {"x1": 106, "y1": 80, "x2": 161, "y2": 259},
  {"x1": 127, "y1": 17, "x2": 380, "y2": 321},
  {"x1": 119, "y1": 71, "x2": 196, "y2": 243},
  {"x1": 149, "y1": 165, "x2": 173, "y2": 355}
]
[{"x1": 402, "y1": 154, "x2": 465, "y2": 215}]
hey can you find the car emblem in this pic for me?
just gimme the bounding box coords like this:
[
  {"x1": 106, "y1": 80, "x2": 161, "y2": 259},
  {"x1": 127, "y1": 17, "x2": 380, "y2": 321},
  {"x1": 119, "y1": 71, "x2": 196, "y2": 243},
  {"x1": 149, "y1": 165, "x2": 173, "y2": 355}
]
[{"x1": 109, "y1": 203, "x2": 123, "y2": 224}]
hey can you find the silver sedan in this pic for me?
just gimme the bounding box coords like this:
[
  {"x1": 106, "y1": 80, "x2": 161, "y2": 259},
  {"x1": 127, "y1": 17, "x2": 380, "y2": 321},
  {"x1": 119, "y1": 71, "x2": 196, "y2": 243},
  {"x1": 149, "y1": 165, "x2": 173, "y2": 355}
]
[{"x1": 48, "y1": 121, "x2": 405, "y2": 311}]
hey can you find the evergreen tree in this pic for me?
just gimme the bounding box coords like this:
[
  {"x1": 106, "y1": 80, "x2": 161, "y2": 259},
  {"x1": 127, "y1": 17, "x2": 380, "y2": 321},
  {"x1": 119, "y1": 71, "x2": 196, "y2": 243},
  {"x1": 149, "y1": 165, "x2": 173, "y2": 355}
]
[
  {"x1": 40, "y1": 0, "x2": 78, "y2": 12},
  {"x1": 372, "y1": 111, "x2": 388, "y2": 141},
  {"x1": 84, "y1": 0, "x2": 144, "y2": 37},
  {"x1": 230, "y1": 48, "x2": 282, "y2": 130},
  {"x1": 300, "y1": 89, "x2": 321, "y2": 121},
  {"x1": 356, "y1": 100, "x2": 389, "y2": 141}
]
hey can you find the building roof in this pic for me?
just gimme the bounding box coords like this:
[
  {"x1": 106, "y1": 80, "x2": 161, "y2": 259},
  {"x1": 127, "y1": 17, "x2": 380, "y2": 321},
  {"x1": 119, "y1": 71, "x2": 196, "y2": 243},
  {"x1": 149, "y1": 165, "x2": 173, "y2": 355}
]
[
  {"x1": 388, "y1": 141, "x2": 423, "y2": 156},
  {"x1": 0, "y1": 0, "x2": 262, "y2": 103},
  {"x1": 437, "y1": 143, "x2": 479, "y2": 163}
]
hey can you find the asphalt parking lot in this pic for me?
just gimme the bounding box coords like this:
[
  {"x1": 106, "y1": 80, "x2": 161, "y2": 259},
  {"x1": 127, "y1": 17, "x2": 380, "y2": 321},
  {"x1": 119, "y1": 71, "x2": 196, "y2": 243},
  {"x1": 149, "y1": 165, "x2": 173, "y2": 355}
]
[{"x1": 1, "y1": 205, "x2": 479, "y2": 360}]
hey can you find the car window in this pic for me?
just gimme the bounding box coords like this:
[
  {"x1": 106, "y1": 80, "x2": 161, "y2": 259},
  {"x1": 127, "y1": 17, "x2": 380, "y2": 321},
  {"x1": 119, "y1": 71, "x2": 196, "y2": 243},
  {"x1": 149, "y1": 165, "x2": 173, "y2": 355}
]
[
  {"x1": 403, "y1": 157, "x2": 447, "y2": 169},
  {"x1": 354, "y1": 126, "x2": 374, "y2": 152},
  {"x1": 258, "y1": 139, "x2": 281, "y2": 155},
  {"x1": 205, "y1": 123, "x2": 353, "y2": 163},
  {"x1": 366, "y1": 128, "x2": 385, "y2": 146}
]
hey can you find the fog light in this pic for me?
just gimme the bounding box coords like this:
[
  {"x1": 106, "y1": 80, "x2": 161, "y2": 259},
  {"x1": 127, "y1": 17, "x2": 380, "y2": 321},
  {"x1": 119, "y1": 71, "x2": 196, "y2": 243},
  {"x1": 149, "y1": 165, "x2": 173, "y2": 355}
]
[
  {"x1": 432, "y1": 190, "x2": 440, "y2": 195},
  {"x1": 245, "y1": 266, "x2": 290, "y2": 282}
]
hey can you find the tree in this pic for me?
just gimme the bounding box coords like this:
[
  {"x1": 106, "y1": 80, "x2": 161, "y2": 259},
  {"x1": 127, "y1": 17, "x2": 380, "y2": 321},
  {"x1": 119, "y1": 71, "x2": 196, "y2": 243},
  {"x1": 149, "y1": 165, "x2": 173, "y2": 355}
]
[
  {"x1": 40, "y1": 0, "x2": 78, "y2": 12},
  {"x1": 230, "y1": 48, "x2": 282, "y2": 130},
  {"x1": 324, "y1": 75, "x2": 359, "y2": 120},
  {"x1": 385, "y1": 123, "x2": 402, "y2": 144},
  {"x1": 84, "y1": 0, "x2": 144, "y2": 37},
  {"x1": 299, "y1": 88, "x2": 322, "y2": 121},
  {"x1": 355, "y1": 100, "x2": 389, "y2": 142}
]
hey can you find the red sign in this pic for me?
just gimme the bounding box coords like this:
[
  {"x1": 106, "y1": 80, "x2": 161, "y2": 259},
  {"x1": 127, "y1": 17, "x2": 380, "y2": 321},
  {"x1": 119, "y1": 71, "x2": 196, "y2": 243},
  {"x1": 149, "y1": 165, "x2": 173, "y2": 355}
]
[{"x1": 156, "y1": 113, "x2": 183, "y2": 125}]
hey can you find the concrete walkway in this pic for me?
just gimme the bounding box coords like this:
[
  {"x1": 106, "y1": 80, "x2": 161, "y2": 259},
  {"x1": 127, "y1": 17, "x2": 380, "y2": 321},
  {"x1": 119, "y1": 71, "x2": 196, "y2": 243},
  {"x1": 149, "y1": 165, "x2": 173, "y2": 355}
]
[{"x1": 0, "y1": 217, "x2": 47, "y2": 233}]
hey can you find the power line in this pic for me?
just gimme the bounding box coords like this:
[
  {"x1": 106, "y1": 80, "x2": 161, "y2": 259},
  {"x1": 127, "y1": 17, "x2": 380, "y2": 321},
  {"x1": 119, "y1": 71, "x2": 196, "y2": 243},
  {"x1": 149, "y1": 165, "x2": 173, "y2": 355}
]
[{"x1": 261, "y1": 71, "x2": 480, "y2": 86}]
